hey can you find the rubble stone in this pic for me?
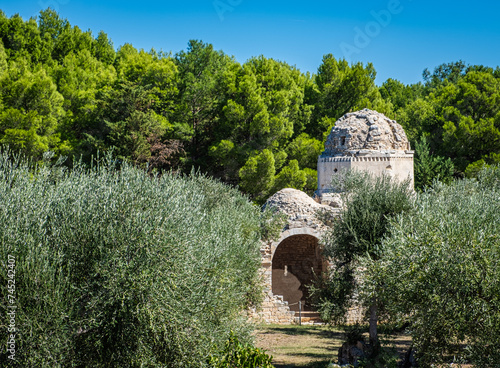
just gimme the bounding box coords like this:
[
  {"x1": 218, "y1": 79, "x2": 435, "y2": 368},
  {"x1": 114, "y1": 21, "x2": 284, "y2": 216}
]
[
  {"x1": 322, "y1": 108, "x2": 410, "y2": 156},
  {"x1": 263, "y1": 188, "x2": 339, "y2": 231}
]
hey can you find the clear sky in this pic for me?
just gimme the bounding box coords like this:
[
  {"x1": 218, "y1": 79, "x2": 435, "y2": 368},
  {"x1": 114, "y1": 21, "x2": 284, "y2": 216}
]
[{"x1": 2, "y1": 0, "x2": 500, "y2": 85}]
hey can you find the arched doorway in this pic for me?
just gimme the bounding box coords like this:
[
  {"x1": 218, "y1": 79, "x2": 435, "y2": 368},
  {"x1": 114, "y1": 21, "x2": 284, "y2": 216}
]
[{"x1": 272, "y1": 234, "x2": 324, "y2": 311}]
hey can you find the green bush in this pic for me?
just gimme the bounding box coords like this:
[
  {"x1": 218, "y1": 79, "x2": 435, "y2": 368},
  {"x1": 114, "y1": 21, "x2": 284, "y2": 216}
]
[
  {"x1": 0, "y1": 150, "x2": 266, "y2": 367},
  {"x1": 209, "y1": 332, "x2": 274, "y2": 368}
]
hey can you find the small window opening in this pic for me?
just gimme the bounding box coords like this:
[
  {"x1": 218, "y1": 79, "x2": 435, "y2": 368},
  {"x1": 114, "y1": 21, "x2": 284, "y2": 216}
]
[
  {"x1": 341, "y1": 136, "x2": 346, "y2": 145},
  {"x1": 334, "y1": 168, "x2": 338, "y2": 173}
]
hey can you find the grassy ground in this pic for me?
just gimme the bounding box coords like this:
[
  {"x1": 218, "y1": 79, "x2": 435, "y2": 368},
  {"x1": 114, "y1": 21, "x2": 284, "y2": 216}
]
[
  {"x1": 254, "y1": 324, "x2": 413, "y2": 368},
  {"x1": 254, "y1": 324, "x2": 342, "y2": 368}
]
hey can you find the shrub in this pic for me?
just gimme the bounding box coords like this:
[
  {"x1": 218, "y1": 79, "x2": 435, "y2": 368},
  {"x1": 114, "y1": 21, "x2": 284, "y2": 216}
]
[
  {"x1": 209, "y1": 332, "x2": 274, "y2": 368},
  {"x1": 0, "y1": 150, "x2": 266, "y2": 367}
]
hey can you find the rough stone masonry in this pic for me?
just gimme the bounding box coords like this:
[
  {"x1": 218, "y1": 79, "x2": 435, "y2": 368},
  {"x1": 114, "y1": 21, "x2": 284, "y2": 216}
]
[{"x1": 251, "y1": 109, "x2": 414, "y2": 324}]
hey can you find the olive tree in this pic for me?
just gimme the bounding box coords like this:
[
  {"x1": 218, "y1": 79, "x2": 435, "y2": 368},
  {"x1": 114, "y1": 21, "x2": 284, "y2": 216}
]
[
  {"x1": 366, "y1": 165, "x2": 500, "y2": 367},
  {"x1": 0, "y1": 150, "x2": 271, "y2": 367},
  {"x1": 314, "y1": 170, "x2": 414, "y2": 349}
]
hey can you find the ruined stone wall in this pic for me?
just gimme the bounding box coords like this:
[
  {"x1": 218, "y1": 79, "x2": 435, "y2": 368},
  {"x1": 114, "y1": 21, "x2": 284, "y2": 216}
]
[
  {"x1": 248, "y1": 293, "x2": 296, "y2": 324},
  {"x1": 323, "y1": 109, "x2": 410, "y2": 156},
  {"x1": 254, "y1": 224, "x2": 364, "y2": 324},
  {"x1": 318, "y1": 109, "x2": 414, "y2": 195},
  {"x1": 248, "y1": 251, "x2": 296, "y2": 324},
  {"x1": 317, "y1": 157, "x2": 352, "y2": 195},
  {"x1": 253, "y1": 188, "x2": 367, "y2": 325}
]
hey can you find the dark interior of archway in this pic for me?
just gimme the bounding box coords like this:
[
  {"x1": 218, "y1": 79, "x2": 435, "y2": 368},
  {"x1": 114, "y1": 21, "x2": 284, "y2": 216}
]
[{"x1": 272, "y1": 234, "x2": 323, "y2": 312}]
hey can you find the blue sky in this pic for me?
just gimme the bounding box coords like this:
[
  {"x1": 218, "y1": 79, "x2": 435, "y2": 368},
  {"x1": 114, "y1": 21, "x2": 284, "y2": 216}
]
[{"x1": 2, "y1": 0, "x2": 500, "y2": 85}]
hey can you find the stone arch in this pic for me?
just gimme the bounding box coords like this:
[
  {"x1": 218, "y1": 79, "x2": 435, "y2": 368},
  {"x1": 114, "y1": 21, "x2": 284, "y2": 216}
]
[
  {"x1": 270, "y1": 229, "x2": 325, "y2": 311},
  {"x1": 268, "y1": 227, "x2": 320, "y2": 260}
]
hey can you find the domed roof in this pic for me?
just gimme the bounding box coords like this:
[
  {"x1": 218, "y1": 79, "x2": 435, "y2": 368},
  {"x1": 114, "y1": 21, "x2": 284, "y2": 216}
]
[
  {"x1": 322, "y1": 109, "x2": 410, "y2": 157},
  {"x1": 264, "y1": 188, "x2": 322, "y2": 215},
  {"x1": 263, "y1": 188, "x2": 335, "y2": 230}
]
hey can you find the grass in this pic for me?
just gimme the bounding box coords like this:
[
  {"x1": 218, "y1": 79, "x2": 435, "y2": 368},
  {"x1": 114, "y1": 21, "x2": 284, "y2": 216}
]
[
  {"x1": 254, "y1": 324, "x2": 343, "y2": 368},
  {"x1": 254, "y1": 324, "x2": 413, "y2": 368}
]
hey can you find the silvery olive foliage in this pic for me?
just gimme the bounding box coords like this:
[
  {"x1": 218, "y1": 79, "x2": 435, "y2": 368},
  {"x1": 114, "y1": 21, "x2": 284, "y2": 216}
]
[
  {"x1": 0, "y1": 150, "x2": 269, "y2": 367},
  {"x1": 312, "y1": 170, "x2": 414, "y2": 348},
  {"x1": 363, "y1": 165, "x2": 500, "y2": 367}
]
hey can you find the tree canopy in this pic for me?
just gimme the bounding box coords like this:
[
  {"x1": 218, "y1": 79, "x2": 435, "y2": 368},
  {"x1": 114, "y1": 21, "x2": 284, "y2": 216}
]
[
  {"x1": 0, "y1": 150, "x2": 277, "y2": 367},
  {"x1": 313, "y1": 170, "x2": 414, "y2": 350},
  {"x1": 0, "y1": 9, "x2": 499, "y2": 199}
]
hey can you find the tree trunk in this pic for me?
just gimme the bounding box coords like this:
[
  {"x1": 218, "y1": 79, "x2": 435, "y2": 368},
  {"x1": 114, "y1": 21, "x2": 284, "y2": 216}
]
[{"x1": 369, "y1": 301, "x2": 378, "y2": 348}]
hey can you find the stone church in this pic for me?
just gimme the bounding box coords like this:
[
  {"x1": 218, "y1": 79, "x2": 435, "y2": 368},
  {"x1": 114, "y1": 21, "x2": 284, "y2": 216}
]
[{"x1": 253, "y1": 109, "x2": 414, "y2": 324}]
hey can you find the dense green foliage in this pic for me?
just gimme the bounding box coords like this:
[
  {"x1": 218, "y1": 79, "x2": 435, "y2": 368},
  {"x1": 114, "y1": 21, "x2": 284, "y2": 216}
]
[
  {"x1": 2, "y1": 10, "x2": 498, "y2": 199},
  {"x1": 0, "y1": 150, "x2": 271, "y2": 367},
  {"x1": 396, "y1": 61, "x2": 500, "y2": 178},
  {"x1": 413, "y1": 136, "x2": 454, "y2": 188},
  {"x1": 312, "y1": 171, "x2": 414, "y2": 348},
  {"x1": 317, "y1": 168, "x2": 500, "y2": 366},
  {"x1": 363, "y1": 165, "x2": 500, "y2": 367},
  {"x1": 209, "y1": 332, "x2": 274, "y2": 368},
  {"x1": 2, "y1": 9, "x2": 500, "y2": 367}
]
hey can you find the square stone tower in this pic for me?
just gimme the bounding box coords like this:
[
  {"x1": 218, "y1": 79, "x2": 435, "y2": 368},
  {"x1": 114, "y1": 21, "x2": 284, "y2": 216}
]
[{"x1": 317, "y1": 109, "x2": 414, "y2": 196}]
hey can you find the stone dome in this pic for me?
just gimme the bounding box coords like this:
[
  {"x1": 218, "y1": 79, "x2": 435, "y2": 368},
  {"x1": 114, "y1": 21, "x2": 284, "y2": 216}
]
[
  {"x1": 263, "y1": 188, "x2": 335, "y2": 230},
  {"x1": 264, "y1": 188, "x2": 323, "y2": 217},
  {"x1": 322, "y1": 109, "x2": 410, "y2": 157}
]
